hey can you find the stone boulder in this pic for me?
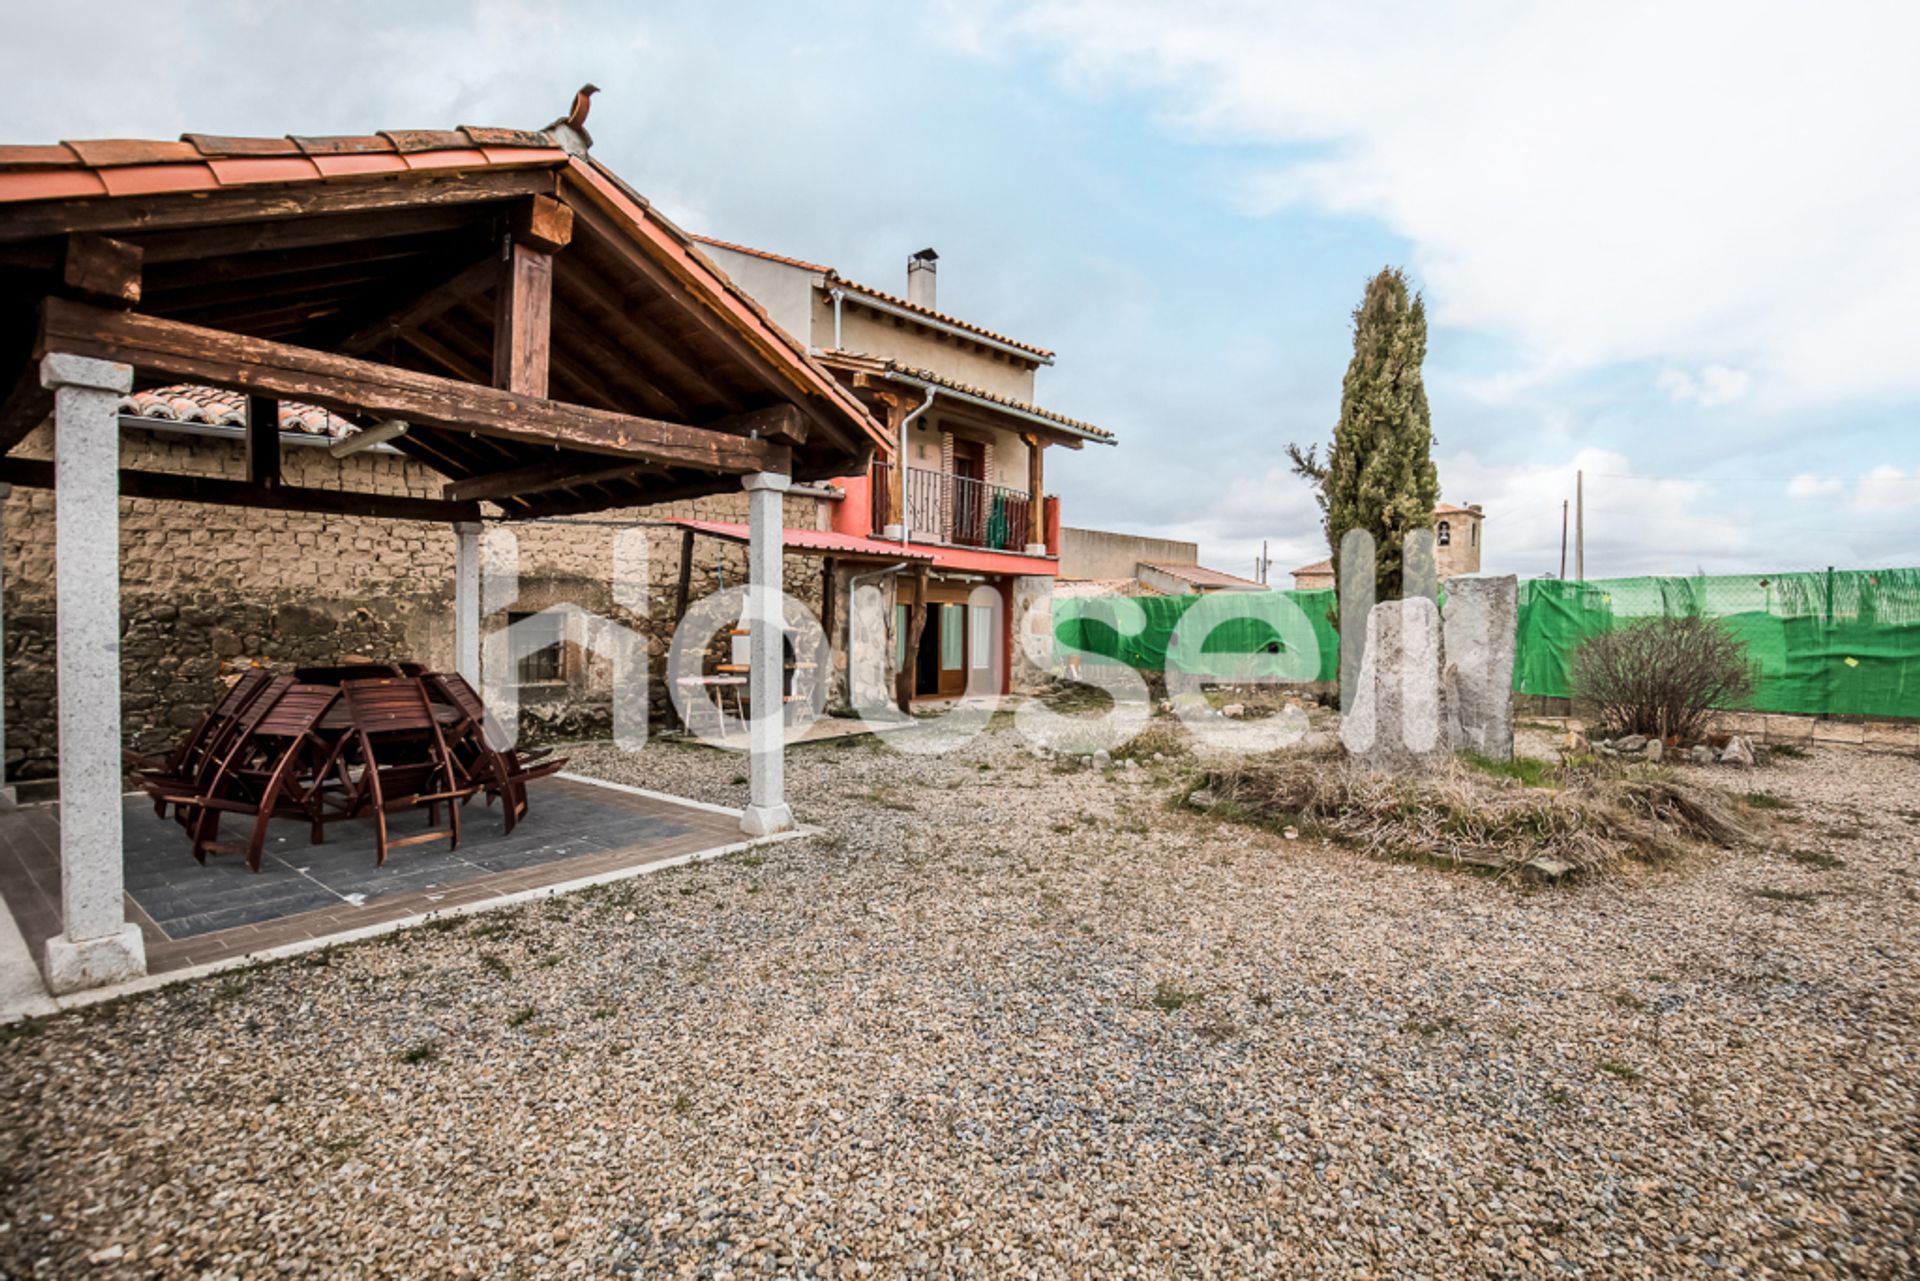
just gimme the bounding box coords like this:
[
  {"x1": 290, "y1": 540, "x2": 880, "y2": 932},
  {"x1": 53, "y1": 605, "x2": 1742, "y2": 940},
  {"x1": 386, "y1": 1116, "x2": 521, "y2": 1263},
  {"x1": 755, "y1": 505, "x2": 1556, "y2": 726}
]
[
  {"x1": 1440, "y1": 575, "x2": 1519, "y2": 761},
  {"x1": 1341, "y1": 597, "x2": 1447, "y2": 775}
]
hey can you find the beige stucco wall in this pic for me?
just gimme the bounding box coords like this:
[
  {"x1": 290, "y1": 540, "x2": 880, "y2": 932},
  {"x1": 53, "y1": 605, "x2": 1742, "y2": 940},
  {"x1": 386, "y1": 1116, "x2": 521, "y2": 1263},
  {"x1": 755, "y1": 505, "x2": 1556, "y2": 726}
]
[
  {"x1": 0, "y1": 424, "x2": 832, "y2": 781},
  {"x1": 821, "y1": 293, "x2": 1039, "y2": 401},
  {"x1": 1058, "y1": 527, "x2": 1199, "y2": 582}
]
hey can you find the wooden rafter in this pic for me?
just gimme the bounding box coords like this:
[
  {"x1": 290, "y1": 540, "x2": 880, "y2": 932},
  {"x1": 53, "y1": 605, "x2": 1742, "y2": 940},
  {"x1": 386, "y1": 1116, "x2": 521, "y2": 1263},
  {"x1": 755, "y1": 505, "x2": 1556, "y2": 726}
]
[
  {"x1": 39, "y1": 298, "x2": 792, "y2": 474},
  {"x1": 337, "y1": 256, "x2": 498, "y2": 356}
]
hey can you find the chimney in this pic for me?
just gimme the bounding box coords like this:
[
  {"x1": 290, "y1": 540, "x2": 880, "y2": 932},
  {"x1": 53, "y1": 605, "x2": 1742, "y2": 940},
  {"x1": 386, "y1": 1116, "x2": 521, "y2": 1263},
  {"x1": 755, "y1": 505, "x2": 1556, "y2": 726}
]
[{"x1": 907, "y1": 247, "x2": 938, "y2": 310}]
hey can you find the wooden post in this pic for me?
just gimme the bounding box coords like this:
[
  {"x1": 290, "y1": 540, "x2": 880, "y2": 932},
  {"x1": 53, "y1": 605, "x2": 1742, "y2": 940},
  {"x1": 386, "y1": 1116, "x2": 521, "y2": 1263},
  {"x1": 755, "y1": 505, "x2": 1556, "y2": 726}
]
[
  {"x1": 245, "y1": 395, "x2": 280, "y2": 488},
  {"x1": 676, "y1": 527, "x2": 695, "y2": 617},
  {"x1": 1023, "y1": 434, "x2": 1046, "y2": 554},
  {"x1": 493, "y1": 238, "x2": 554, "y2": 397},
  {"x1": 885, "y1": 400, "x2": 908, "y2": 537},
  {"x1": 896, "y1": 565, "x2": 929, "y2": 713}
]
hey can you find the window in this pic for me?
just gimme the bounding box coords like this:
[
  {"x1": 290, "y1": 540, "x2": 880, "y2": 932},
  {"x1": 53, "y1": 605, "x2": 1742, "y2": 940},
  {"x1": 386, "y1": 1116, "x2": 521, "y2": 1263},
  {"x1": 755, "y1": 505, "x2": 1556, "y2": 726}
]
[
  {"x1": 1437, "y1": 520, "x2": 1451, "y2": 547},
  {"x1": 508, "y1": 611, "x2": 564, "y2": 685}
]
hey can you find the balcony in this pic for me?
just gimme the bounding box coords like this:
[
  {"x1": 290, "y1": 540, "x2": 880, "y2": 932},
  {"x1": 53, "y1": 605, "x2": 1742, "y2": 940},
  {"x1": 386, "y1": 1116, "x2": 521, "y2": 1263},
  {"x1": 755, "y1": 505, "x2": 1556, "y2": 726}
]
[{"x1": 872, "y1": 463, "x2": 1035, "y2": 553}]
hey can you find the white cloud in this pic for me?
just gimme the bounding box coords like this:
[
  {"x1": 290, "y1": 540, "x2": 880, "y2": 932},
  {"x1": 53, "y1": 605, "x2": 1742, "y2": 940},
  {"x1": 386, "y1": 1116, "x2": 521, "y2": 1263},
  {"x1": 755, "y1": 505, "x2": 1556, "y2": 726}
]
[
  {"x1": 998, "y1": 0, "x2": 1920, "y2": 408},
  {"x1": 1854, "y1": 464, "x2": 1920, "y2": 511},
  {"x1": 1658, "y1": 364, "x2": 1753, "y2": 408},
  {"x1": 1787, "y1": 473, "x2": 1844, "y2": 500},
  {"x1": 1438, "y1": 448, "x2": 1747, "y2": 577}
]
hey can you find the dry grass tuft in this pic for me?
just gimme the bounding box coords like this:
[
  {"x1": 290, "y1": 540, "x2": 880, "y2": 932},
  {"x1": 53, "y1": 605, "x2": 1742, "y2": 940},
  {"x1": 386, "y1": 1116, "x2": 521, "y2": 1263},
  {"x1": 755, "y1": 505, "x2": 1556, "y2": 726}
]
[{"x1": 1195, "y1": 749, "x2": 1752, "y2": 881}]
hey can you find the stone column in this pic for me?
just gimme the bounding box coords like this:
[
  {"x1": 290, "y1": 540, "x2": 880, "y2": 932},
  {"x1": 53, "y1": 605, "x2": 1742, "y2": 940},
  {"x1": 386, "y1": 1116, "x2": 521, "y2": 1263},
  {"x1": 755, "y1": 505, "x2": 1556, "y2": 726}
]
[
  {"x1": 41, "y1": 353, "x2": 145, "y2": 993},
  {"x1": 740, "y1": 472, "x2": 793, "y2": 837},
  {"x1": 0, "y1": 483, "x2": 14, "y2": 809},
  {"x1": 453, "y1": 521, "x2": 482, "y2": 684}
]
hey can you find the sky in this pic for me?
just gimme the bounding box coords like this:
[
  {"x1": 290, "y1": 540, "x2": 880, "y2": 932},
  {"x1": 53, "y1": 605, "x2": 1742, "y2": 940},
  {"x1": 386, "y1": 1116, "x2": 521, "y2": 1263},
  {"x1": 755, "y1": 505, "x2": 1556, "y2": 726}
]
[{"x1": 3, "y1": 0, "x2": 1917, "y2": 582}]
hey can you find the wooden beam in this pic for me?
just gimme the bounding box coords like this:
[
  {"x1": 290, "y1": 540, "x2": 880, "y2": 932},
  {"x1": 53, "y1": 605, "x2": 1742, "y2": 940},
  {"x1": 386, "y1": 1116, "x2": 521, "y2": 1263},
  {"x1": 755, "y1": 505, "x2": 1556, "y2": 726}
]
[
  {"x1": 1024, "y1": 432, "x2": 1044, "y2": 505},
  {"x1": 442, "y1": 454, "x2": 671, "y2": 504},
  {"x1": 245, "y1": 395, "x2": 280, "y2": 487},
  {"x1": 63, "y1": 234, "x2": 142, "y2": 307},
  {"x1": 129, "y1": 204, "x2": 494, "y2": 265},
  {"x1": 0, "y1": 457, "x2": 482, "y2": 523},
  {"x1": 513, "y1": 195, "x2": 574, "y2": 253},
  {"x1": 0, "y1": 168, "x2": 557, "y2": 245},
  {"x1": 337, "y1": 256, "x2": 497, "y2": 356},
  {"x1": 716, "y1": 402, "x2": 808, "y2": 446},
  {"x1": 492, "y1": 239, "x2": 552, "y2": 397},
  {"x1": 0, "y1": 365, "x2": 51, "y2": 457},
  {"x1": 676, "y1": 527, "x2": 695, "y2": 616},
  {"x1": 39, "y1": 298, "x2": 791, "y2": 474}
]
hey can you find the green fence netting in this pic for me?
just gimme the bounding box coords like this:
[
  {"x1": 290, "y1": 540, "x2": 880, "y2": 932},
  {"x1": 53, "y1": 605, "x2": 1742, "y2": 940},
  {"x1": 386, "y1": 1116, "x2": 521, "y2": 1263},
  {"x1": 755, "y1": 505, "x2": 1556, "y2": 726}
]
[{"x1": 1054, "y1": 567, "x2": 1920, "y2": 719}]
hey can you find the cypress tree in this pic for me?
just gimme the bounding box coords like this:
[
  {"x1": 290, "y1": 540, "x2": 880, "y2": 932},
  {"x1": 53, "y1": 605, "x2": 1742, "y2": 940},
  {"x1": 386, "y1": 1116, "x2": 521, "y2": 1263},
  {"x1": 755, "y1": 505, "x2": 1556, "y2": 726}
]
[{"x1": 1288, "y1": 267, "x2": 1439, "y2": 606}]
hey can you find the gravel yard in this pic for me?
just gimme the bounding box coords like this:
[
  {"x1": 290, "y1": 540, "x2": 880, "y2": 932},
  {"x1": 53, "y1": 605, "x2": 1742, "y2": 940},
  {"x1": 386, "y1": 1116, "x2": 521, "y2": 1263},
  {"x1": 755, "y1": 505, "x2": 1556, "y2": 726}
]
[{"x1": 2, "y1": 715, "x2": 1917, "y2": 1278}]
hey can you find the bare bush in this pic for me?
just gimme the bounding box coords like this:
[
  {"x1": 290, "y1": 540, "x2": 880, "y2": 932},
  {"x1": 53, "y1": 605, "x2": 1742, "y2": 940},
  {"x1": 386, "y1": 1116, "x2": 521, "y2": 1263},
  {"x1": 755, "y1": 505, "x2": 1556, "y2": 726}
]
[{"x1": 1571, "y1": 616, "x2": 1755, "y2": 741}]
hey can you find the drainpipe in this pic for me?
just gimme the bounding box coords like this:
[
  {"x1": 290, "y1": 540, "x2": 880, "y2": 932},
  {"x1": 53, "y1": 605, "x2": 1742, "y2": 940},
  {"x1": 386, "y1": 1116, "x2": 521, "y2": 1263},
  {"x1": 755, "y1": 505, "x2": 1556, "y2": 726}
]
[
  {"x1": 894, "y1": 387, "x2": 937, "y2": 545},
  {"x1": 829, "y1": 287, "x2": 845, "y2": 351}
]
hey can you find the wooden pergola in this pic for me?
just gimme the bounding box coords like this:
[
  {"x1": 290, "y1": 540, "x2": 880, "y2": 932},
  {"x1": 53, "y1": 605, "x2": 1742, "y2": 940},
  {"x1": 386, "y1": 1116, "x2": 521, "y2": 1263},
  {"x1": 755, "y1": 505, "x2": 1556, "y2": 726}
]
[{"x1": 0, "y1": 101, "x2": 889, "y2": 992}]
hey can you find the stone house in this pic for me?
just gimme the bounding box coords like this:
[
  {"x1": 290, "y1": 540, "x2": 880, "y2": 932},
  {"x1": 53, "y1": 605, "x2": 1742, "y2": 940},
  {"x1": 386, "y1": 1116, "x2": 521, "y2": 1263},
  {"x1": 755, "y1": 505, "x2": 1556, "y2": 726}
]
[
  {"x1": 694, "y1": 240, "x2": 1116, "y2": 703},
  {"x1": 1290, "y1": 503, "x2": 1484, "y2": 590}
]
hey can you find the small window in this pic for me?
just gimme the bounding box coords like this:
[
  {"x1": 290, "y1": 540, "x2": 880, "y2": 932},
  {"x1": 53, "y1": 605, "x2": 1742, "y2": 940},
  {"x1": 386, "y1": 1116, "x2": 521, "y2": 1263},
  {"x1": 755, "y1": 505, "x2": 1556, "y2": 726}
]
[
  {"x1": 1437, "y1": 520, "x2": 1451, "y2": 547},
  {"x1": 1471, "y1": 521, "x2": 1478, "y2": 546},
  {"x1": 508, "y1": 611, "x2": 564, "y2": 685}
]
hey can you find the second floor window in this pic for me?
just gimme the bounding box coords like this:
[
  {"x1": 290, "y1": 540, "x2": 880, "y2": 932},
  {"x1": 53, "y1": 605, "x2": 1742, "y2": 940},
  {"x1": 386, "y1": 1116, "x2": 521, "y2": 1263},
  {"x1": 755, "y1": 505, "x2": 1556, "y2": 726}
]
[{"x1": 1437, "y1": 520, "x2": 1451, "y2": 547}]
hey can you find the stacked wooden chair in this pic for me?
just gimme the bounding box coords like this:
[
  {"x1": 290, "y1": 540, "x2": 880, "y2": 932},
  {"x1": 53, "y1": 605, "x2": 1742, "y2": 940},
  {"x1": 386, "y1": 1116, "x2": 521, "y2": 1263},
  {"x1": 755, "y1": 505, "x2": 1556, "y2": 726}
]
[
  {"x1": 177, "y1": 681, "x2": 347, "y2": 871},
  {"x1": 128, "y1": 668, "x2": 273, "y2": 817},
  {"x1": 427, "y1": 671, "x2": 568, "y2": 835},
  {"x1": 336, "y1": 676, "x2": 478, "y2": 865}
]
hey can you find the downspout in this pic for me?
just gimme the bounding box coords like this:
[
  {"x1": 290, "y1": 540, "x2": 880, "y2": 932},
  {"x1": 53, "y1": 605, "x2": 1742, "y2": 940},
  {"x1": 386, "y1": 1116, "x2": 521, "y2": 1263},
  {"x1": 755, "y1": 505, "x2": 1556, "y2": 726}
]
[
  {"x1": 829, "y1": 287, "x2": 845, "y2": 352},
  {"x1": 894, "y1": 386, "x2": 937, "y2": 545}
]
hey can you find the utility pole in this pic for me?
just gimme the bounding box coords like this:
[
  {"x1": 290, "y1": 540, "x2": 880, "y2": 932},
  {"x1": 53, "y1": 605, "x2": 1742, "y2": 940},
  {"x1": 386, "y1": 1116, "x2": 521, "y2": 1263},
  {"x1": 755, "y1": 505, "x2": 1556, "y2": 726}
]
[
  {"x1": 1559, "y1": 500, "x2": 1568, "y2": 578},
  {"x1": 1574, "y1": 469, "x2": 1585, "y2": 582},
  {"x1": 1260, "y1": 539, "x2": 1270, "y2": 585}
]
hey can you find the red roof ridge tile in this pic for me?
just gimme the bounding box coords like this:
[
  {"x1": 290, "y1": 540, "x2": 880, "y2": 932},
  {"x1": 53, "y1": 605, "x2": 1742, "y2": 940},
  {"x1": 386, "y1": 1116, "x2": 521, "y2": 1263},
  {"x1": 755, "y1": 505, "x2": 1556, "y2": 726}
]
[
  {"x1": 830, "y1": 275, "x2": 1055, "y2": 360},
  {"x1": 690, "y1": 234, "x2": 832, "y2": 275}
]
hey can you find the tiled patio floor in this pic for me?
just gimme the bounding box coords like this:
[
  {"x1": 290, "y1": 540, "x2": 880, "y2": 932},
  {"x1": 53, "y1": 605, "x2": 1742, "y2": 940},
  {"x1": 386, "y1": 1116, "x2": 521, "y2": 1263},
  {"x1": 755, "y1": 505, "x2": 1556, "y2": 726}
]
[{"x1": 0, "y1": 775, "x2": 748, "y2": 977}]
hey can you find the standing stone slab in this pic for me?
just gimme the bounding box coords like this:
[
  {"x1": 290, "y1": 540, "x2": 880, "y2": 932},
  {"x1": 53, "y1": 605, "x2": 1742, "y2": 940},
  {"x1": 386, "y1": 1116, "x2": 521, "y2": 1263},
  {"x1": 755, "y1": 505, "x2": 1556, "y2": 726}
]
[
  {"x1": 1441, "y1": 575, "x2": 1518, "y2": 761},
  {"x1": 1341, "y1": 597, "x2": 1446, "y2": 774}
]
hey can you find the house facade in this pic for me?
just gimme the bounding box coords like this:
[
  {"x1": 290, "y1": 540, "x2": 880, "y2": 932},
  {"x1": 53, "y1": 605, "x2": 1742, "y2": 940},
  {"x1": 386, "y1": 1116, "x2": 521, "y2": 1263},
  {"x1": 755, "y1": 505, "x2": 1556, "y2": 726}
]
[
  {"x1": 1290, "y1": 503, "x2": 1484, "y2": 590},
  {"x1": 696, "y1": 239, "x2": 1115, "y2": 703}
]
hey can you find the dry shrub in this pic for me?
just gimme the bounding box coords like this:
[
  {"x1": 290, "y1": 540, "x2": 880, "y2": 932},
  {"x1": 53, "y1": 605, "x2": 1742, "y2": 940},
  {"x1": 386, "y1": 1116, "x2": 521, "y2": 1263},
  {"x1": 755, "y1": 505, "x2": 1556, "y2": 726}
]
[
  {"x1": 1197, "y1": 749, "x2": 1750, "y2": 880},
  {"x1": 1571, "y1": 615, "x2": 1756, "y2": 741}
]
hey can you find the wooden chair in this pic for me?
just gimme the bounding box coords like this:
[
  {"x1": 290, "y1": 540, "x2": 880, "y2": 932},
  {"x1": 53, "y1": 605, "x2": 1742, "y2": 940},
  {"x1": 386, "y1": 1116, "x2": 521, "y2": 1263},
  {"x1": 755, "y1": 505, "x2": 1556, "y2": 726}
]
[
  {"x1": 175, "y1": 682, "x2": 344, "y2": 871},
  {"x1": 337, "y1": 677, "x2": 477, "y2": 865},
  {"x1": 126, "y1": 668, "x2": 271, "y2": 788},
  {"x1": 135, "y1": 670, "x2": 280, "y2": 821},
  {"x1": 426, "y1": 671, "x2": 567, "y2": 835},
  {"x1": 293, "y1": 661, "x2": 407, "y2": 684}
]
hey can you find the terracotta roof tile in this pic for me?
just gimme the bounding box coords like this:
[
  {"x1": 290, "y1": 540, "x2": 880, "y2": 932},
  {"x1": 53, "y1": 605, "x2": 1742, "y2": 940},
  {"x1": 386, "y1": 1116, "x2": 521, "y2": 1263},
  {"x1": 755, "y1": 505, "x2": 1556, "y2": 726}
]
[
  {"x1": 0, "y1": 168, "x2": 106, "y2": 200},
  {"x1": 690, "y1": 234, "x2": 833, "y2": 276},
  {"x1": 120, "y1": 385, "x2": 360, "y2": 439},
  {"x1": 828, "y1": 354, "x2": 1113, "y2": 442},
  {"x1": 668, "y1": 518, "x2": 938, "y2": 561},
  {"x1": 288, "y1": 134, "x2": 397, "y2": 156},
  {"x1": 205, "y1": 156, "x2": 322, "y2": 186},
  {"x1": 65, "y1": 138, "x2": 201, "y2": 167},
  {"x1": 400, "y1": 148, "x2": 491, "y2": 172},
  {"x1": 379, "y1": 129, "x2": 474, "y2": 154},
  {"x1": 834, "y1": 277, "x2": 1055, "y2": 360},
  {"x1": 181, "y1": 134, "x2": 304, "y2": 158},
  {"x1": 457, "y1": 125, "x2": 554, "y2": 148},
  {"x1": 0, "y1": 143, "x2": 81, "y2": 168},
  {"x1": 1291, "y1": 557, "x2": 1334, "y2": 576},
  {"x1": 688, "y1": 234, "x2": 1056, "y2": 360},
  {"x1": 96, "y1": 162, "x2": 217, "y2": 197}
]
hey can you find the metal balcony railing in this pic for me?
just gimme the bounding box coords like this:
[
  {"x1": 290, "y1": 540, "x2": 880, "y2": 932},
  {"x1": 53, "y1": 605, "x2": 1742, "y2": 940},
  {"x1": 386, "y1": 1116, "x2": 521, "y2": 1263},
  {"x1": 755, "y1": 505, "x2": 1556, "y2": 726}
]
[{"x1": 872, "y1": 464, "x2": 1035, "y2": 552}]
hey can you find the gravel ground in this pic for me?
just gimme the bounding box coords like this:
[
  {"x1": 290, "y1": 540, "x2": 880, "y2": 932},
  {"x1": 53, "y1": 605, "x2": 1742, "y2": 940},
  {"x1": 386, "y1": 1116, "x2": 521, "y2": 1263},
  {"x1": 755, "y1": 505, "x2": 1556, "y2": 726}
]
[{"x1": 2, "y1": 714, "x2": 1916, "y2": 1278}]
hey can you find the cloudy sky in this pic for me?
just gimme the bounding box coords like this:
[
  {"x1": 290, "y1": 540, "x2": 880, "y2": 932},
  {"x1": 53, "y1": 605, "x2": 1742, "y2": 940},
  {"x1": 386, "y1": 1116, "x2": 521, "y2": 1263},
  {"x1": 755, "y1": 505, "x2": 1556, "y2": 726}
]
[{"x1": 5, "y1": 0, "x2": 1917, "y2": 581}]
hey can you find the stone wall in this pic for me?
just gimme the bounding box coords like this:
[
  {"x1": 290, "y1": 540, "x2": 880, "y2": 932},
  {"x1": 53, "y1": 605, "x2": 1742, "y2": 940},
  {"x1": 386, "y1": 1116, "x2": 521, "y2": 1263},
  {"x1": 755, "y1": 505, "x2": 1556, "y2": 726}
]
[{"x1": 1, "y1": 422, "x2": 832, "y2": 781}]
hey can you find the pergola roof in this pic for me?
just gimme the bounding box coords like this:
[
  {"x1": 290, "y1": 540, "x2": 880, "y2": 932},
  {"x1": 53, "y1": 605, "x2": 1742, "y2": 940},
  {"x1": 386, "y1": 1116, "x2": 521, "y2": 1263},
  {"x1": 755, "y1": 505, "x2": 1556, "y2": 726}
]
[{"x1": 0, "y1": 101, "x2": 890, "y2": 521}]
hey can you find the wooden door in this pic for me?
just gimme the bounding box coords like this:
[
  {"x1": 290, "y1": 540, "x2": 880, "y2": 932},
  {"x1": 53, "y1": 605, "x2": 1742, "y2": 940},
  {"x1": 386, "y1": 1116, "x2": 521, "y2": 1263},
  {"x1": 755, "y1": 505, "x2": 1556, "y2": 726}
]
[{"x1": 936, "y1": 602, "x2": 968, "y2": 697}]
